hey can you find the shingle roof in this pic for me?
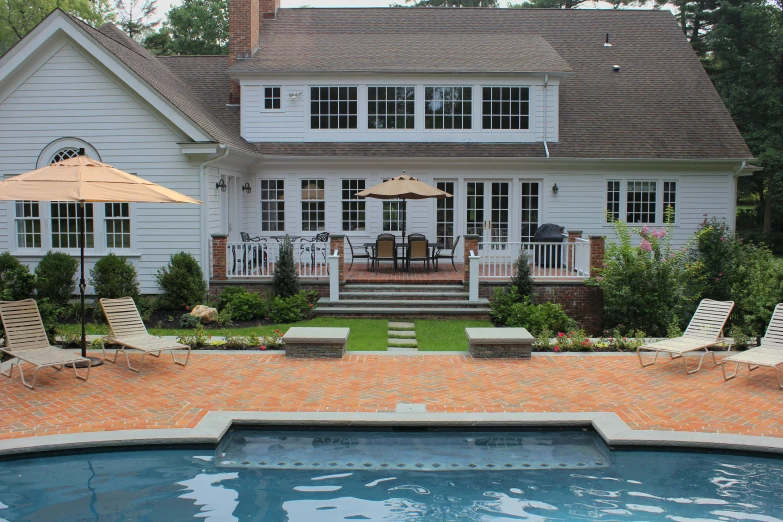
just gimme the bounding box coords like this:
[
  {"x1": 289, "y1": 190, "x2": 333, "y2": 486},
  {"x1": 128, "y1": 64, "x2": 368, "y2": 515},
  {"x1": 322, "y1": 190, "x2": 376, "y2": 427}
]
[
  {"x1": 229, "y1": 33, "x2": 572, "y2": 74},
  {"x1": 66, "y1": 8, "x2": 752, "y2": 160}
]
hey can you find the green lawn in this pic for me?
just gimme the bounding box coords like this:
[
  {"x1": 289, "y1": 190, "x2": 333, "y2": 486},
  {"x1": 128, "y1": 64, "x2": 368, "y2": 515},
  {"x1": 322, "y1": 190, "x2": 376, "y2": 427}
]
[{"x1": 59, "y1": 318, "x2": 491, "y2": 351}]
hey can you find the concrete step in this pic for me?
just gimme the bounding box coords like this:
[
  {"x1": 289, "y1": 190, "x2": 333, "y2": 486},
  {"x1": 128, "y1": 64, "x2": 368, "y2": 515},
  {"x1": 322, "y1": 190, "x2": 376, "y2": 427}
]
[
  {"x1": 388, "y1": 330, "x2": 416, "y2": 338},
  {"x1": 388, "y1": 338, "x2": 418, "y2": 347},
  {"x1": 342, "y1": 284, "x2": 465, "y2": 293},
  {"x1": 316, "y1": 307, "x2": 491, "y2": 319},
  {"x1": 340, "y1": 291, "x2": 469, "y2": 300},
  {"x1": 320, "y1": 298, "x2": 488, "y2": 309},
  {"x1": 388, "y1": 347, "x2": 419, "y2": 353},
  {"x1": 388, "y1": 322, "x2": 415, "y2": 330}
]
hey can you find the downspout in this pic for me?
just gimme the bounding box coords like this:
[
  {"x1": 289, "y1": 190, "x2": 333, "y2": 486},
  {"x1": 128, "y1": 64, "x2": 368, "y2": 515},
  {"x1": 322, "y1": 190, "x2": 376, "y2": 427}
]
[
  {"x1": 542, "y1": 74, "x2": 550, "y2": 159},
  {"x1": 199, "y1": 145, "x2": 230, "y2": 291}
]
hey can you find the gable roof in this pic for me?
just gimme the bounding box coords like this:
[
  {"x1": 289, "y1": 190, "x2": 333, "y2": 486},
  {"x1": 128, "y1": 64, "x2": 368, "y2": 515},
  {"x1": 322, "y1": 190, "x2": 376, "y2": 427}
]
[{"x1": 229, "y1": 32, "x2": 572, "y2": 75}]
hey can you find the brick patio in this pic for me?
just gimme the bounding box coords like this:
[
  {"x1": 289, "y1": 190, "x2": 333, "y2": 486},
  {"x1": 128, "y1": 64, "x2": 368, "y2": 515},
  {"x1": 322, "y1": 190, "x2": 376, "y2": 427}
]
[{"x1": 1, "y1": 353, "x2": 781, "y2": 441}]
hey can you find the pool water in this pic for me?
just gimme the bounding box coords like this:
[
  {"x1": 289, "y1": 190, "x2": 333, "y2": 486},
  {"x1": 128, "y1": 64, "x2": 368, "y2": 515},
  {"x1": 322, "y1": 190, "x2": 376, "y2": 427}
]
[{"x1": 1, "y1": 428, "x2": 782, "y2": 521}]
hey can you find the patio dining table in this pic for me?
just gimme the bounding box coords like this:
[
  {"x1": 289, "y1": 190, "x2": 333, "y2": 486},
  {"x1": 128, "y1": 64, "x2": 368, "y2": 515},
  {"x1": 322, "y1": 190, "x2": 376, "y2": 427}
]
[{"x1": 364, "y1": 241, "x2": 444, "y2": 272}]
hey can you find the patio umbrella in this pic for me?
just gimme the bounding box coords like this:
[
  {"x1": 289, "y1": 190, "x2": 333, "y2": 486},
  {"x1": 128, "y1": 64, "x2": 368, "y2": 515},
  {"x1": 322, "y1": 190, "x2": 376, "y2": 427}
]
[
  {"x1": 356, "y1": 173, "x2": 452, "y2": 240},
  {"x1": 0, "y1": 153, "x2": 201, "y2": 365}
]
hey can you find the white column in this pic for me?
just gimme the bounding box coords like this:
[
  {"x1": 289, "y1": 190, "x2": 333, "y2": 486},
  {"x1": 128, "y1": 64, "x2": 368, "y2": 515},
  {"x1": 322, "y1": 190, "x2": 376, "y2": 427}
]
[
  {"x1": 469, "y1": 250, "x2": 480, "y2": 302},
  {"x1": 329, "y1": 250, "x2": 340, "y2": 302}
]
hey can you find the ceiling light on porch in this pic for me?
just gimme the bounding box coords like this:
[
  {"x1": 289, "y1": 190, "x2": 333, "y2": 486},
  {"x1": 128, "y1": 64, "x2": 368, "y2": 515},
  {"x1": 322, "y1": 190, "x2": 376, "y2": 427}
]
[{"x1": 215, "y1": 178, "x2": 227, "y2": 192}]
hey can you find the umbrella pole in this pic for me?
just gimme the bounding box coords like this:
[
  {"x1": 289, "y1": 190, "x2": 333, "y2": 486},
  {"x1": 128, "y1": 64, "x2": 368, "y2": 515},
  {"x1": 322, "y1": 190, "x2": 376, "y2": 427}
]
[{"x1": 80, "y1": 201, "x2": 86, "y2": 358}]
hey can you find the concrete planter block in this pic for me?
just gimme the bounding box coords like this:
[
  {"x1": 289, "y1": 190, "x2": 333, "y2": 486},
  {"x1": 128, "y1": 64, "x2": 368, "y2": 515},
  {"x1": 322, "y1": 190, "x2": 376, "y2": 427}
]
[
  {"x1": 284, "y1": 327, "x2": 350, "y2": 359},
  {"x1": 465, "y1": 327, "x2": 534, "y2": 359}
]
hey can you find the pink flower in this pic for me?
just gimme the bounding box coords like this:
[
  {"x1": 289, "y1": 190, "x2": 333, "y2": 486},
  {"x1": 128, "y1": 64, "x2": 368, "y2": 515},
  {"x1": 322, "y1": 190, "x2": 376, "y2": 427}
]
[
  {"x1": 641, "y1": 225, "x2": 650, "y2": 235},
  {"x1": 557, "y1": 332, "x2": 565, "y2": 338},
  {"x1": 260, "y1": 345, "x2": 267, "y2": 351},
  {"x1": 719, "y1": 272, "x2": 723, "y2": 277},
  {"x1": 582, "y1": 341, "x2": 589, "y2": 346},
  {"x1": 716, "y1": 277, "x2": 720, "y2": 282},
  {"x1": 554, "y1": 346, "x2": 560, "y2": 352},
  {"x1": 275, "y1": 329, "x2": 280, "y2": 333},
  {"x1": 720, "y1": 237, "x2": 726, "y2": 242},
  {"x1": 640, "y1": 239, "x2": 652, "y2": 252},
  {"x1": 658, "y1": 228, "x2": 667, "y2": 238},
  {"x1": 185, "y1": 305, "x2": 190, "y2": 311}
]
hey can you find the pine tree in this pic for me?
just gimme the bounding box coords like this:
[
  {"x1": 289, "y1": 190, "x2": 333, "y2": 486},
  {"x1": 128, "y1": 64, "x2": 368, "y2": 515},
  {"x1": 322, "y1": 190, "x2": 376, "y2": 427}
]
[
  {"x1": 510, "y1": 251, "x2": 535, "y2": 300},
  {"x1": 273, "y1": 235, "x2": 300, "y2": 298}
]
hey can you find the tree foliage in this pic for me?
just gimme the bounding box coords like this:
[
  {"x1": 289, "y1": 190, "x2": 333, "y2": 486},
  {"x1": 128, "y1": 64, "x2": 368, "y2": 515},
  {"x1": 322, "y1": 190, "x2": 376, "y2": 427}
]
[
  {"x1": 403, "y1": 0, "x2": 498, "y2": 6},
  {"x1": 0, "y1": 0, "x2": 112, "y2": 55},
  {"x1": 115, "y1": 0, "x2": 159, "y2": 41},
  {"x1": 508, "y1": 0, "x2": 586, "y2": 8},
  {"x1": 143, "y1": 0, "x2": 228, "y2": 55}
]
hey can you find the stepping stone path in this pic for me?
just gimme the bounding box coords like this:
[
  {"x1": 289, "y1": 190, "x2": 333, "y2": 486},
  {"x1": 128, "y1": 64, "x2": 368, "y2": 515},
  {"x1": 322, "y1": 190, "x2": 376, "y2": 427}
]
[{"x1": 387, "y1": 321, "x2": 417, "y2": 352}]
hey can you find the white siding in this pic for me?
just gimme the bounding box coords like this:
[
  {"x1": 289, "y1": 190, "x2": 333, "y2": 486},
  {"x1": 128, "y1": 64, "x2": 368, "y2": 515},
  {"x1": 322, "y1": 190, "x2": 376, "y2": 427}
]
[
  {"x1": 241, "y1": 75, "x2": 558, "y2": 143},
  {"x1": 0, "y1": 44, "x2": 202, "y2": 293}
]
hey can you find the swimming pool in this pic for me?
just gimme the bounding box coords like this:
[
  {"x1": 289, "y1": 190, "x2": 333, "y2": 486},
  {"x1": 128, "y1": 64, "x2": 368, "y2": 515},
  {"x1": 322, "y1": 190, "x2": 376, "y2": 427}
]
[{"x1": 1, "y1": 428, "x2": 782, "y2": 521}]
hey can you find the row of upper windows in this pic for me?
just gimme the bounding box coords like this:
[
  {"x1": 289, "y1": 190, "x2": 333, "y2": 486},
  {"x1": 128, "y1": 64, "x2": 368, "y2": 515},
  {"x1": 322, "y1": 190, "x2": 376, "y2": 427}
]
[{"x1": 263, "y1": 86, "x2": 531, "y2": 131}]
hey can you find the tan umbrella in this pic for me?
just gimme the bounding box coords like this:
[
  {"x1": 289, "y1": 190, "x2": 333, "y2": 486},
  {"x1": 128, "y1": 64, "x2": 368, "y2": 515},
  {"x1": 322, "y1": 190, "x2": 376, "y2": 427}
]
[
  {"x1": 356, "y1": 173, "x2": 452, "y2": 239},
  {"x1": 0, "y1": 154, "x2": 201, "y2": 362}
]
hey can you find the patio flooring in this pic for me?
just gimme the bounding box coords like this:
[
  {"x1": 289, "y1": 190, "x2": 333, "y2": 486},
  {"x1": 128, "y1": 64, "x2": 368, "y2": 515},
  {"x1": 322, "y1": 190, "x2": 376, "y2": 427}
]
[{"x1": 1, "y1": 352, "x2": 781, "y2": 441}]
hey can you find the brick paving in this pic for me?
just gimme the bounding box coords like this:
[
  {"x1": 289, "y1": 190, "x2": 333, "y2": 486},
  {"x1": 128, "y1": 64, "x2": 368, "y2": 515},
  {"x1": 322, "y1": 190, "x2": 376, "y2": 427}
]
[{"x1": 1, "y1": 353, "x2": 781, "y2": 440}]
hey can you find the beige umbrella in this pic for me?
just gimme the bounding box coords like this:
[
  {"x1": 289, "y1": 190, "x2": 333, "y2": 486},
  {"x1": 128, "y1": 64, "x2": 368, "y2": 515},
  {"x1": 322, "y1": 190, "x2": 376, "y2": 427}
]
[
  {"x1": 0, "y1": 154, "x2": 201, "y2": 363},
  {"x1": 356, "y1": 173, "x2": 452, "y2": 240}
]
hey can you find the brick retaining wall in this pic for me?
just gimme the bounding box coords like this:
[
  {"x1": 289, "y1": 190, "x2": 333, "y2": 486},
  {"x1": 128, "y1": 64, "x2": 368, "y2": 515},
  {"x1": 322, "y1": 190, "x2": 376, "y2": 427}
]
[{"x1": 209, "y1": 279, "x2": 329, "y2": 300}]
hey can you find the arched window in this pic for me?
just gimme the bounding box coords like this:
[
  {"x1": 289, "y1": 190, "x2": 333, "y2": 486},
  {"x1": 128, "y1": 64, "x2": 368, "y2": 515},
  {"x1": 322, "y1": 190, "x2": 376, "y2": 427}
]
[{"x1": 14, "y1": 140, "x2": 131, "y2": 252}]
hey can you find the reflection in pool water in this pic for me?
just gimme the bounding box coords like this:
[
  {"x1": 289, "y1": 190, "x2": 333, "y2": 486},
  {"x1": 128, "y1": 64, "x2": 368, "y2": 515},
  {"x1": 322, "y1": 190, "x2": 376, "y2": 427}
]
[{"x1": 0, "y1": 429, "x2": 782, "y2": 521}]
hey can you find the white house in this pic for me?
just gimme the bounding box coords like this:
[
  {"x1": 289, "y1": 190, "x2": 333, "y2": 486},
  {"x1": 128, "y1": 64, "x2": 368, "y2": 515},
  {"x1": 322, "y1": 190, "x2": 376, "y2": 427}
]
[{"x1": 0, "y1": 3, "x2": 753, "y2": 293}]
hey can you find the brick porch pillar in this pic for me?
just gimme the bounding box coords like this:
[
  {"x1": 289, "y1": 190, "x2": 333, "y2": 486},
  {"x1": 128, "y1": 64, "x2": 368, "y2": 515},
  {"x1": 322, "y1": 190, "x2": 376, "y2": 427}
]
[
  {"x1": 567, "y1": 230, "x2": 583, "y2": 273},
  {"x1": 589, "y1": 235, "x2": 605, "y2": 277},
  {"x1": 330, "y1": 234, "x2": 345, "y2": 282},
  {"x1": 211, "y1": 234, "x2": 228, "y2": 281},
  {"x1": 463, "y1": 234, "x2": 479, "y2": 284}
]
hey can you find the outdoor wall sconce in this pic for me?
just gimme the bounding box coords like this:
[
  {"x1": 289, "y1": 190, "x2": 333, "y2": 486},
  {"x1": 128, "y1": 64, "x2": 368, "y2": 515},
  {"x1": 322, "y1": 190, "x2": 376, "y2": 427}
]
[
  {"x1": 289, "y1": 91, "x2": 303, "y2": 100},
  {"x1": 215, "y1": 178, "x2": 227, "y2": 192},
  {"x1": 242, "y1": 182, "x2": 252, "y2": 194},
  {"x1": 552, "y1": 183, "x2": 559, "y2": 194}
]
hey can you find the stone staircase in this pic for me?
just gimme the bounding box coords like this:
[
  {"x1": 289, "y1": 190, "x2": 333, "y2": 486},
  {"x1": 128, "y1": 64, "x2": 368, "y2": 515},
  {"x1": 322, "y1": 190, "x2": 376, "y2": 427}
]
[{"x1": 315, "y1": 283, "x2": 491, "y2": 319}]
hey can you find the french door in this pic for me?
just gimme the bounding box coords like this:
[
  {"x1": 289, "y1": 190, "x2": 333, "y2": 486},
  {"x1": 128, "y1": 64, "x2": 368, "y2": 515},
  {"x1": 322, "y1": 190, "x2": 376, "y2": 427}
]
[
  {"x1": 466, "y1": 181, "x2": 510, "y2": 246},
  {"x1": 435, "y1": 181, "x2": 456, "y2": 248}
]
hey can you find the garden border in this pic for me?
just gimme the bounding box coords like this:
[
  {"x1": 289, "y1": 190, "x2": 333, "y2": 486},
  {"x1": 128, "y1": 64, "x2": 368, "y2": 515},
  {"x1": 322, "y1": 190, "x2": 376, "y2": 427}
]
[{"x1": 1, "y1": 410, "x2": 782, "y2": 458}]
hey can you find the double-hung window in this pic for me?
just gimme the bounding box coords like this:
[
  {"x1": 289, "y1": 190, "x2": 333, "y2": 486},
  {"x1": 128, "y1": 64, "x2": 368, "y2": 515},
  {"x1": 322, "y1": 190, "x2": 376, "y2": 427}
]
[
  {"x1": 626, "y1": 181, "x2": 657, "y2": 224},
  {"x1": 301, "y1": 180, "x2": 325, "y2": 232},
  {"x1": 482, "y1": 87, "x2": 529, "y2": 130},
  {"x1": 15, "y1": 201, "x2": 41, "y2": 248},
  {"x1": 310, "y1": 87, "x2": 358, "y2": 129},
  {"x1": 663, "y1": 181, "x2": 677, "y2": 224},
  {"x1": 105, "y1": 203, "x2": 130, "y2": 248},
  {"x1": 264, "y1": 86, "x2": 281, "y2": 110},
  {"x1": 341, "y1": 179, "x2": 366, "y2": 232},
  {"x1": 368, "y1": 87, "x2": 415, "y2": 130},
  {"x1": 424, "y1": 87, "x2": 472, "y2": 130},
  {"x1": 605, "y1": 180, "x2": 677, "y2": 225},
  {"x1": 260, "y1": 180, "x2": 285, "y2": 232}
]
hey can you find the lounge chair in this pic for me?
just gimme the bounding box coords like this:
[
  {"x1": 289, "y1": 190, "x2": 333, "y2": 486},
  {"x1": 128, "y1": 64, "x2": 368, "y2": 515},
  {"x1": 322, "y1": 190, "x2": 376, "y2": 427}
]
[
  {"x1": 722, "y1": 303, "x2": 783, "y2": 388},
  {"x1": 100, "y1": 297, "x2": 190, "y2": 372},
  {"x1": 0, "y1": 299, "x2": 90, "y2": 389},
  {"x1": 637, "y1": 299, "x2": 734, "y2": 374}
]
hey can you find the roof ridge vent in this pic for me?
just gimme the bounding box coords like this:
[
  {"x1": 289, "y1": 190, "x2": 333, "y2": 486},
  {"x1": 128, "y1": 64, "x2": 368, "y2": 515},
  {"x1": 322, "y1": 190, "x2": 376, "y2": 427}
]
[{"x1": 604, "y1": 33, "x2": 612, "y2": 47}]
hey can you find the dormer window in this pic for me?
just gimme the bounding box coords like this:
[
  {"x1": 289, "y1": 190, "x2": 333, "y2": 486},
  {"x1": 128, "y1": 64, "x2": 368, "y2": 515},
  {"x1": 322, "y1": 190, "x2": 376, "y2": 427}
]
[
  {"x1": 368, "y1": 87, "x2": 415, "y2": 130},
  {"x1": 264, "y1": 86, "x2": 281, "y2": 110},
  {"x1": 425, "y1": 87, "x2": 472, "y2": 130},
  {"x1": 310, "y1": 86, "x2": 358, "y2": 129},
  {"x1": 482, "y1": 87, "x2": 529, "y2": 130}
]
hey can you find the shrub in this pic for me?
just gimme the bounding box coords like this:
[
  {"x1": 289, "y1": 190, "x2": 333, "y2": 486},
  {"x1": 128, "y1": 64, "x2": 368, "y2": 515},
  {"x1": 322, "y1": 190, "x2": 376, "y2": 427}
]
[
  {"x1": 510, "y1": 252, "x2": 535, "y2": 299},
  {"x1": 587, "y1": 219, "x2": 695, "y2": 337},
  {"x1": 269, "y1": 291, "x2": 312, "y2": 323},
  {"x1": 505, "y1": 298, "x2": 574, "y2": 335},
  {"x1": 35, "y1": 251, "x2": 78, "y2": 305},
  {"x1": 225, "y1": 291, "x2": 266, "y2": 321},
  {"x1": 2, "y1": 265, "x2": 35, "y2": 301},
  {"x1": 489, "y1": 286, "x2": 523, "y2": 326},
  {"x1": 176, "y1": 325, "x2": 209, "y2": 347},
  {"x1": 0, "y1": 252, "x2": 23, "y2": 296},
  {"x1": 34, "y1": 297, "x2": 61, "y2": 343},
  {"x1": 216, "y1": 308, "x2": 233, "y2": 327},
  {"x1": 273, "y1": 236, "x2": 300, "y2": 298},
  {"x1": 216, "y1": 286, "x2": 250, "y2": 311},
  {"x1": 178, "y1": 313, "x2": 201, "y2": 329},
  {"x1": 156, "y1": 252, "x2": 207, "y2": 310},
  {"x1": 89, "y1": 253, "x2": 140, "y2": 302}
]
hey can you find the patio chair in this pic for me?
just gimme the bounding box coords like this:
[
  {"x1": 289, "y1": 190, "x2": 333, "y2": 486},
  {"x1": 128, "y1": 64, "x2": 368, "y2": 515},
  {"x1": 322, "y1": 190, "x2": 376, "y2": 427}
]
[
  {"x1": 0, "y1": 299, "x2": 90, "y2": 389},
  {"x1": 407, "y1": 235, "x2": 430, "y2": 273},
  {"x1": 433, "y1": 235, "x2": 461, "y2": 272},
  {"x1": 637, "y1": 299, "x2": 735, "y2": 374},
  {"x1": 238, "y1": 232, "x2": 268, "y2": 272},
  {"x1": 346, "y1": 236, "x2": 371, "y2": 271},
  {"x1": 373, "y1": 233, "x2": 397, "y2": 273},
  {"x1": 299, "y1": 231, "x2": 330, "y2": 271},
  {"x1": 99, "y1": 297, "x2": 190, "y2": 373},
  {"x1": 722, "y1": 303, "x2": 783, "y2": 388}
]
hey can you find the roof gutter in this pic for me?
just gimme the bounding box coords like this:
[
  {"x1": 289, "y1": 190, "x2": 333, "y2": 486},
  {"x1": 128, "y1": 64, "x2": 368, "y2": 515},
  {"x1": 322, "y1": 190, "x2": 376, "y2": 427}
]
[
  {"x1": 199, "y1": 145, "x2": 229, "y2": 289},
  {"x1": 543, "y1": 74, "x2": 550, "y2": 159}
]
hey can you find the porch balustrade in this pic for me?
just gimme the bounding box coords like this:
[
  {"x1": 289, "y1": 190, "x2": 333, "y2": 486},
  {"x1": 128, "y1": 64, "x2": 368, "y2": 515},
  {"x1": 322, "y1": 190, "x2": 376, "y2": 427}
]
[
  {"x1": 477, "y1": 239, "x2": 591, "y2": 279},
  {"x1": 224, "y1": 240, "x2": 329, "y2": 279}
]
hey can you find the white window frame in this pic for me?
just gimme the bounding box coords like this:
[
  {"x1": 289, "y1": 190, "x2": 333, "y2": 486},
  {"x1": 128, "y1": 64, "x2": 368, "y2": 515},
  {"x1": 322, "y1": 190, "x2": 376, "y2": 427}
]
[
  {"x1": 104, "y1": 202, "x2": 132, "y2": 249},
  {"x1": 662, "y1": 180, "x2": 677, "y2": 224},
  {"x1": 341, "y1": 179, "x2": 366, "y2": 233},
  {"x1": 300, "y1": 179, "x2": 326, "y2": 233},
  {"x1": 262, "y1": 86, "x2": 283, "y2": 112},
  {"x1": 259, "y1": 179, "x2": 286, "y2": 233},
  {"x1": 367, "y1": 86, "x2": 416, "y2": 130},
  {"x1": 423, "y1": 86, "x2": 473, "y2": 131},
  {"x1": 604, "y1": 178, "x2": 679, "y2": 226},
  {"x1": 309, "y1": 86, "x2": 359, "y2": 130},
  {"x1": 481, "y1": 86, "x2": 530, "y2": 131}
]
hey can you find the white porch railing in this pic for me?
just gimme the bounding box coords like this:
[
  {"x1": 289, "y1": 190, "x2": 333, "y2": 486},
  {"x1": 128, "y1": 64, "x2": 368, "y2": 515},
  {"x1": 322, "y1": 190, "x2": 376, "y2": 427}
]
[
  {"x1": 478, "y1": 239, "x2": 590, "y2": 279},
  {"x1": 225, "y1": 241, "x2": 329, "y2": 278}
]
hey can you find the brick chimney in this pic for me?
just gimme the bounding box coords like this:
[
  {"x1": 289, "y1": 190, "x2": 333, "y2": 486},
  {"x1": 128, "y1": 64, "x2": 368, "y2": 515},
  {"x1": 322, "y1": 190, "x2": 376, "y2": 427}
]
[
  {"x1": 260, "y1": 0, "x2": 281, "y2": 19},
  {"x1": 228, "y1": 0, "x2": 280, "y2": 104}
]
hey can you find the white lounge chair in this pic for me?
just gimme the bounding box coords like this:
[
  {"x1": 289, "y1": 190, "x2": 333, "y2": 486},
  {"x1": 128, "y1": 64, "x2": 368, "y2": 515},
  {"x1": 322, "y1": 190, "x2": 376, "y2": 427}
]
[
  {"x1": 637, "y1": 299, "x2": 735, "y2": 374},
  {"x1": 722, "y1": 303, "x2": 783, "y2": 389},
  {"x1": 100, "y1": 297, "x2": 190, "y2": 373},
  {"x1": 0, "y1": 299, "x2": 90, "y2": 389}
]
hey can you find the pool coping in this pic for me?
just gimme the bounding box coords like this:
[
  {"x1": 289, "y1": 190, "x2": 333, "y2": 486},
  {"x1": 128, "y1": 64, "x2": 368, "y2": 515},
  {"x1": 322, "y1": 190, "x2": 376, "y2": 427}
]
[{"x1": 2, "y1": 411, "x2": 782, "y2": 458}]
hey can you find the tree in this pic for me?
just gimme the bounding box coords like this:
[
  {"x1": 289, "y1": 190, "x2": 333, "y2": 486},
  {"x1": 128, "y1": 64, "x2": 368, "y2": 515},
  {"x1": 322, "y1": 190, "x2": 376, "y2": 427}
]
[
  {"x1": 706, "y1": 0, "x2": 783, "y2": 234},
  {"x1": 403, "y1": 0, "x2": 498, "y2": 6},
  {"x1": 508, "y1": 0, "x2": 585, "y2": 8},
  {"x1": 115, "y1": 0, "x2": 159, "y2": 41},
  {"x1": 0, "y1": 0, "x2": 112, "y2": 55},
  {"x1": 272, "y1": 236, "x2": 300, "y2": 298},
  {"x1": 143, "y1": 0, "x2": 228, "y2": 55}
]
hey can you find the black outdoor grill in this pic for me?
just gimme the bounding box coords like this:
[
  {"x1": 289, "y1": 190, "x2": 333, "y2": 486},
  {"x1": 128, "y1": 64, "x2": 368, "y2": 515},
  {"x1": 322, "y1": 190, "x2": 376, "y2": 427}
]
[{"x1": 533, "y1": 223, "x2": 564, "y2": 267}]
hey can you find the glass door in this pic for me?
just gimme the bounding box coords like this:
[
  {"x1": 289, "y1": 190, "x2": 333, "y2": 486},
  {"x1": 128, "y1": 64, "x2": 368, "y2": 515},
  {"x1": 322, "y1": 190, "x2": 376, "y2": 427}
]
[
  {"x1": 436, "y1": 181, "x2": 456, "y2": 248},
  {"x1": 466, "y1": 181, "x2": 510, "y2": 247}
]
